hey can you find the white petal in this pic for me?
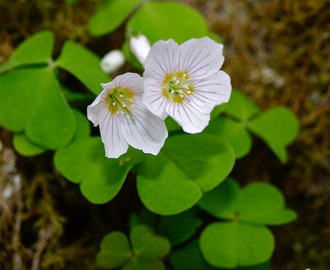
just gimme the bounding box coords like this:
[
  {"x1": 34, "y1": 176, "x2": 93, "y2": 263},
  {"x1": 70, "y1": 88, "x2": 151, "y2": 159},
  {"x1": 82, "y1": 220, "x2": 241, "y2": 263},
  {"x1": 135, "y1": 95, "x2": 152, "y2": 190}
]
[
  {"x1": 113, "y1": 72, "x2": 144, "y2": 96},
  {"x1": 130, "y1": 34, "x2": 151, "y2": 66},
  {"x1": 188, "y1": 70, "x2": 232, "y2": 113},
  {"x1": 178, "y1": 37, "x2": 224, "y2": 80},
  {"x1": 143, "y1": 78, "x2": 168, "y2": 120},
  {"x1": 87, "y1": 88, "x2": 108, "y2": 126},
  {"x1": 143, "y1": 39, "x2": 179, "y2": 81},
  {"x1": 98, "y1": 108, "x2": 128, "y2": 158},
  {"x1": 121, "y1": 104, "x2": 168, "y2": 155},
  {"x1": 166, "y1": 101, "x2": 210, "y2": 134}
]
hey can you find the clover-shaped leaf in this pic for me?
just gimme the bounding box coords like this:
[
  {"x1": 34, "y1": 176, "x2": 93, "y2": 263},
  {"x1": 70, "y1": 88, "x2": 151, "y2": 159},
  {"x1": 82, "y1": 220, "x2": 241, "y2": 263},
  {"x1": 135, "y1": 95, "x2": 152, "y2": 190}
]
[
  {"x1": 96, "y1": 225, "x2": 170, "y2": 270},
  {"x1": 137, "y1": 134, "x2": 235, "y2": 215},
  {"x1": 248, "y1": 107, "x2": 299, "y2": 163},
  {"x1": 205, "y1": 117, "x2": 252, "y2": 159},
  {"x1": 127, "y1": 2, "x2": 208, "y2": 44},
  {"x1": 54, "y1": 137, "x2": 142, "y2": 204},
  {"x1": 0, "y1": 68, "x2": 75, "y2": 149},
  {"x1": 198, "y1": 178, "x2": 296, "y2": 268},
  {"x1": 224, "y1": 90, "x2": 260, "y2": 121},
  {"x1": 200, "y1": 222, "x2": 274, "y2": 268},
  {"x1": 238, "y1": 182, "x2": 297, "y2": 225},
  {"x1": 96, "y1": 232, "x2": 131, "y2": 269},
  {"x1": 158, "y1": 208, "x2": 203, "y2": 246},
  {"x1": 0, "y1": 31, "x2": 54, "y2": 73},
  {"x1": 56, "y1": 40, "x2": 110, "y2": 94},
  {"x1": 88, "y1": 0, "x2": 141, "y2": 36}
]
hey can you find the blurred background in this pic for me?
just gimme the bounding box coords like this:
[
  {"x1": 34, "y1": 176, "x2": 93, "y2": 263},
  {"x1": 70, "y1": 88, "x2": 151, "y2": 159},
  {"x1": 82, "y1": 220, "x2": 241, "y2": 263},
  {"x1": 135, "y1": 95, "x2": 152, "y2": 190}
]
[{"x1": 0, "y1": 0, "x2": 329, "y2": 269}]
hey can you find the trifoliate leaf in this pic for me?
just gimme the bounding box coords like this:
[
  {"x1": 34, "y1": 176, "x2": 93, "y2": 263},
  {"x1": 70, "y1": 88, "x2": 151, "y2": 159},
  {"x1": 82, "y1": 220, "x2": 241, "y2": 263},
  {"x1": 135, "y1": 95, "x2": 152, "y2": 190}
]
[
  {"x1": 13, "y1": 133, "x2": 46, "y2": 156},
  {"x1": 0, "y1": 68, "x2": 75, "y2": 149},
  {"x1": 127, "y1": 2, "x2": 208, "y2": 44},
  {"x1": 0, "y1": 31, "x2": 54, "y2": 73},
  {"x1": 200, "y1": 222, "x2": 274, "y2": 268},
  {"x1": 56, "y1": 40, "x2": 111, "y2": 94},
  {"x1": 88, "y1": 0, "x2": 141, "y2": 36},
  {"x1": 224, "y1": 90, "x2": 260, "y2": 121}
]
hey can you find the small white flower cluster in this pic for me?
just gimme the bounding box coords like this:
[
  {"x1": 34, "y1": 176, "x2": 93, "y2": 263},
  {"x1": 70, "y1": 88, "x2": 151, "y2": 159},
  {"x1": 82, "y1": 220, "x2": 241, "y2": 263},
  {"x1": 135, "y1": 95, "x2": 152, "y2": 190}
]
[{"x1": 88, "y1": 35, "x2": 232, "y2": 158}]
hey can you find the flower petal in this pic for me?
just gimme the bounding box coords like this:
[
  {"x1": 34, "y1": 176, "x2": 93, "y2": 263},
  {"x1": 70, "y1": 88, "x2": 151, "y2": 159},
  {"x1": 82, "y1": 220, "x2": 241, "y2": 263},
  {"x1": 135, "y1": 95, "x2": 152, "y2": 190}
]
[
  {"x1": 144, "y1": 39, "x2": 179, "y2": 81},
  {"x1": 98, "y1": 108, "x2": 129, "y2": 158},
  {"x1": 166, "y1": 101, "x2": 210, "y2": 134},
  {"x1": 87, "y1": 89, "x2": 108, "y2": 126},
  {"x1": 178, "y1": 37, "x2": 224, "y2": 80},
  {"x1": 143, "y1": 78, "x2": 168, "y2": 120},
  {"x1": 188, "y1": 70, "x2": 232, "y2": 113},
  {"x1": 121, "y1": 103, "x2": 168, "y2": 155}
]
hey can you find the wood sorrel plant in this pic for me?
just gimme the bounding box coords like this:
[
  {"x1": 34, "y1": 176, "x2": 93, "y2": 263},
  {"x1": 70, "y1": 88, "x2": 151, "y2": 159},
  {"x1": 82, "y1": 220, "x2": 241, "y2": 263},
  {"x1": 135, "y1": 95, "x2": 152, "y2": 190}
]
[{"x1": 0, "y1": 1, "x2": 300, "y2": 269}]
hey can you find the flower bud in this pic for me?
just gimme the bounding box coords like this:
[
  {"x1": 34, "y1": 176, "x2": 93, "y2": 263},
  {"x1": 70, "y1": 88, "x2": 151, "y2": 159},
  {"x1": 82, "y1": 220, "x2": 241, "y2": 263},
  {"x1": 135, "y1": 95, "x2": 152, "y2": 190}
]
[
  {"x1": 100, "y1": 50, "x2": 125, "y2": 73},
  {"x1": 129, "y1": 34, "x2": 151, "y2": 66}
]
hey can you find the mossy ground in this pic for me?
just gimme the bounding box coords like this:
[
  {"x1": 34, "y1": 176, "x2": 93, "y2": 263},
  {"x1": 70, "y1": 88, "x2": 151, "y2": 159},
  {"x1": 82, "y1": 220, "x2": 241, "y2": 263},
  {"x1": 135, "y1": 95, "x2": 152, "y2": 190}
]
[{"x1": 0, "y1": 0, "x2": 329, "y2": 269}]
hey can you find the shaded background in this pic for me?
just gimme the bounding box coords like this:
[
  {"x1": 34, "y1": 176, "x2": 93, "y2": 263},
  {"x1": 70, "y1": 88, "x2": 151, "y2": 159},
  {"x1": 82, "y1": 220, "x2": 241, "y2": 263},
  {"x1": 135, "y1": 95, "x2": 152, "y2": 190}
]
[{"x1": 0, "y1": 0, "x2": 329, "y2": 269}]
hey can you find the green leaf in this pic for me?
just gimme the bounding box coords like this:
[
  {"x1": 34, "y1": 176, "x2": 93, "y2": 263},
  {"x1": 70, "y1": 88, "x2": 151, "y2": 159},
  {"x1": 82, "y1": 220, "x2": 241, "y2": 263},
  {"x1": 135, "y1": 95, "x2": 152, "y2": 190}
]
[
  {"x1": 204, "y1": 116, "x2": 252, "y2": 158},
  {"x1": 158, "y1": 208, "x2": 202, "y2": 246},
  {"x1": 122, "y1": 258, "x2": 164, "y2": 270},
  {"x1": 238, "y1": 182, "x2": 297, "y2": 225},
  {"x1": 224, "y1": 90, "x2": 260, "y2": 121},
  {"x1": 127, "y1": 2, "x2": 208, "y2": 44},
  {"x1": 248, "y1": 107, "x2": 299, "y2": 163},
  {"x1": 137, "y1": 153, "x2": 202, "y2": 215},
  {"x1": 198, "y1": 178, "x2": 240, "y2": 220},
  {"x1": 96, "y1": 232, "x2": 131, "y2": 269},
  {"x1": 200, "y1": 222, "x2": 274, "y2": 268},
  {"x1": 0, "y1": 31, "x2": 54, "y2": 73},
  {"x1": 56, "y1": 40, "x2": 110, "y2": 94},
  {"x1": 131, "y1": 225, "x2": 171, "y2": 259},
  {"x1": 71, "y1": 109, "x2": 91, "y2": 140},
  {"x1": 0, "y1": 68, "x2": 75, "y2": 149},
  {"x1": 170, "y1": 240, "x2": 218, "y2": 270},
  {"x1": 162, "y1": 134, "x2": 235, "y2": 192},
  {"x1": 13, "y1": 133, "x2": 46, "y2": 156},
  {"x1": 54, "y1": 137, "x2": 139, "y2": 204},
  {"x1": 88, "y1": 0, "x2": 141, "y2": 36}
]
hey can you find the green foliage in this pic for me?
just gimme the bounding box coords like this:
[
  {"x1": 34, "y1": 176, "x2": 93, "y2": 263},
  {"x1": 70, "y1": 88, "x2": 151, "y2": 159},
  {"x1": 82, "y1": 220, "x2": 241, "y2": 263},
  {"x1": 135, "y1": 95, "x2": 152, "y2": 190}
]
[
  {"x1": 137, "y1": 134, "x2": 235, "y2": 215},
  {"x1": 198, "y1": 178, "x2": 297, "y2": 268},
  {"x1": 96, "y1": 225, "x2": 171, "y2": 270},
  {"x1": 0, "y1": 31, "x2": 54, "y2": 73},
  {"x1": 56, "y1": 40, "x2": 110, "y2": 94},
  {"x1": 88, "y1": 0, "x2": 142, "y2": 36},
  {"x1": 127, "y1": 1, "x2": 209, "y2": 44},
  {"x1": 54, "y1": 137, "x2": 143, "y2": 204},
  {"x1": 206, "y1": 90, "x2": 299, "y2": 162}
]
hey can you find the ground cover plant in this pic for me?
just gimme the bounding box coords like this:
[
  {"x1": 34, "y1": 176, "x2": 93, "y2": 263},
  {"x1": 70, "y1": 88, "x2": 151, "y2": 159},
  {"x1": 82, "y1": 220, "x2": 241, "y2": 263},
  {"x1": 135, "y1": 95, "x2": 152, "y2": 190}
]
[{"x1": 0, "y1": 0, "x2": 329, "y2": 269}]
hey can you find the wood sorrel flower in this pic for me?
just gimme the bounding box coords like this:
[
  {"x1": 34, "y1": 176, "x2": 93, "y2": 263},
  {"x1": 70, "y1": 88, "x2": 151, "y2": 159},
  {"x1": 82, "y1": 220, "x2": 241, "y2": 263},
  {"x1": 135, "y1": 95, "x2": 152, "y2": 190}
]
[
  {"x1": 87, "y1": 73, "x2": 168, "y2": 158},
  {"x1": 143, "y1": 37, "x2": 232, "y2": 133}
]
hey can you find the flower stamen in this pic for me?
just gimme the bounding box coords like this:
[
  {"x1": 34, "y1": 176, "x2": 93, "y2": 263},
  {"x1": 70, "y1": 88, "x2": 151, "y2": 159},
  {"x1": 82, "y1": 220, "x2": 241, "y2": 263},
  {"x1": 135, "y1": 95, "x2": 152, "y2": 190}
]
[
  {"x1": 107, "y1": 87, "x2": 135, "y2": 114},
  {"x1": 162, "y1": 72, "x2": 194, "y2": 103}
]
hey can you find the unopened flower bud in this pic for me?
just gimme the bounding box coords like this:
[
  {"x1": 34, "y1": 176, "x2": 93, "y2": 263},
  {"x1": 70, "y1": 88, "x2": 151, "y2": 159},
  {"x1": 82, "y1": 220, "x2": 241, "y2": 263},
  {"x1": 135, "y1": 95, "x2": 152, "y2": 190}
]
[
  {"x1": 129, "y1": 34, "x2": 151, "y2": 66},
  {"x1": 100, "y1": 50, "x2": 125, "y2": 73}
]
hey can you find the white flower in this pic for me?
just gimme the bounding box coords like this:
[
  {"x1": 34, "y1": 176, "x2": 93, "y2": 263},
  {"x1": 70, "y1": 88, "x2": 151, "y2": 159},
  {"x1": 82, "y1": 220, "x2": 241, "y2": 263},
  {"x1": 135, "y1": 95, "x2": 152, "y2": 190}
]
[
  {"x1": 129, "y1": 34, "x2": 151, "y2": 66},
  {"x1": 100, "y1": 50, "x2": 125, "y2": 73},
  {"x1": 87, "y1": 73, "x2": 168, "y2": 158},
  {"x1": 143, "y1": 37, "x2": 232, "y2": 134}
]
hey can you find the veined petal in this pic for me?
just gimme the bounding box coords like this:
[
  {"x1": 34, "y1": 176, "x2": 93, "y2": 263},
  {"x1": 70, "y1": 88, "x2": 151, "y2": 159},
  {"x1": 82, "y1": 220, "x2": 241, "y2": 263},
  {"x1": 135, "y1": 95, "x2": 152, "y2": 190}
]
[
  {"x1": 87, "y1": 89, "x2": 108, "y2": 126},
  {"x1": 144, "y1": 39, "x2": 179, "y2": 81},
  {"x1": 143, "y1": 78, "x2": 168, "y2": 120},
  {"x1": 166, "y1": 101, "x2": 210, "y2": 134},
  {"x1": 121, "y1": 103, "x2": 168, "y2": 155},
  {"x1": 188, "y1": 70, "x2": 232, "y2": 113},
  {"x1": 178, "y1": 37, "x2": 224, "y2": 80},
  {"x1": 113, "y1": 72, "x2": 144, "y2": 96},
  {"x1": 98, "y1": 108, "x2": 129, "y2": 158}
]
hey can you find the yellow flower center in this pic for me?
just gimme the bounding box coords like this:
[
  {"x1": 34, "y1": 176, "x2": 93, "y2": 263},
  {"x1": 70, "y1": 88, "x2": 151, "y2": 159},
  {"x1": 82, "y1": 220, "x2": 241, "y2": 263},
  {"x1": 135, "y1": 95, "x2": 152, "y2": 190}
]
[
  {"x1": 162, "y1": 72, "x2": 194, "y2": 103},
  {"x1": 106, "y1": 87, "x2": 135, "y2": 115}
]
